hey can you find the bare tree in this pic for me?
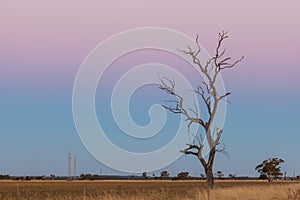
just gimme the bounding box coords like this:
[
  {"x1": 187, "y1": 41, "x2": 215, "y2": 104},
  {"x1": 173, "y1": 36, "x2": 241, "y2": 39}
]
[{"x1": 159, "y1": 31, "x2": 243, "y2": 188}]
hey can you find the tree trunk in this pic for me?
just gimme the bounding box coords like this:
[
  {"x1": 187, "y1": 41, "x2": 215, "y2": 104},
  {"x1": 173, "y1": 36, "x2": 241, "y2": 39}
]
[
  {"x1": 267, "y1": 175, "x2": 272, "y2": 182},
  {"x1": 205, "y1": 165, "x2": 214, "y2": 188},
  {"x1": 202, "y1": 148, "x2": 216, "y2": 189}
]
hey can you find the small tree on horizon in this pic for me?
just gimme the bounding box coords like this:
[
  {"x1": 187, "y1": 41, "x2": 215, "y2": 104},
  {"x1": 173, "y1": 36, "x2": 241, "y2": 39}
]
[
  {"x1": 255, "y1": 158, "x2": 284, "y2": 182},
  {"x1": 200, "y1": 173, "x2": 205, "y2": 180},
  {"x1": 216, "y1": 171, "x2": 224, "y2": 179},
  {"x1": 159, "y1": 31, "x2": 243, "y2": 188},
  {"x1": 160, "y1": 171, "x2": 170, "y2": 180},
  {"x1": 177, "y1": 172, "x2": 189, "y2": 180},
  {"x1": 142, "y1": 172, "x2": 148, "y2": 180},
  {"x1": 228, "y1": 173, "x2": 236, "y2": 179},
  {"x1": 50, "y1": 174, "x2": 56, "y2": 180}
]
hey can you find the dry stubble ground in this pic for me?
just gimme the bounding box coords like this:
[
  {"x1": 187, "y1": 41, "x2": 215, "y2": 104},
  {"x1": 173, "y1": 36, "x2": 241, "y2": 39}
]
[{"x1": 0, "y1": 180, "x2": 299, "y2": 200}]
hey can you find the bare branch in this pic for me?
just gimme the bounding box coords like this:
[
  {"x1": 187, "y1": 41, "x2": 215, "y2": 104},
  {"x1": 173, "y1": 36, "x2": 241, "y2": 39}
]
[
  {"x1": 219, "y1": 56, "x2": 244, "y2": 70},
  {"x1": 214, "y1": 129, "x2": 223, "y2": 147},
  {"x1": 218, "y1": 92, "x2": 231, "y2": 101},
  {"x1": 188, "y1": 108, "x2": 198, "y2": 119},
  {"x1": 180, "y1": 143, "x2": 206, "y2": 164},
  {"x1": 194, "y1": 34, "x2": 201, "y2": 57},
  {"x1": 194, "y1": 84, "x2": 212, "y2": 116},
  {"x1": 216, "y1": 143, "x2": 230, "y2": 159},
  {"x1": 161, "y1": 104, "x2": 182, "y2": 114},
  {"x1": 180, "y1": 144, "x2": 200, "y2": 156},
  {"x1": 193, "y1": 134, "x2": 203, "y2": 146},
  {"x1": 187, "y1": 95, "x2": 199, "y2": 119},
  {"x1": 214, "y1": 31, "x2": 244, "y2": 72},
  {"x1": 158, "y1": 76, "x2": 176, "y2": 95},
  {"x1": 187, "y1": 120, "x2": 193, "y2": 133},
  {"x1": 159, "y1": 76, "x2": 206, "y2": 129}
]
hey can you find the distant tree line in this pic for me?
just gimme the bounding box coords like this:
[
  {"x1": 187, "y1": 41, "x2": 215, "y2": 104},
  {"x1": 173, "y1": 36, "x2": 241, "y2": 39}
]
[
  {"x1": 0, "y1": 174, "x2": 10, "y2": 180},
  {"x1": 79, "y1": 174, "x2": 102, "y2": 180},
  {"x1": 1, "y1": 173, "x2": 298, "y2": 181},
  {"x1": 0, "y1": 158, "x2": 296, "y2": 182}
]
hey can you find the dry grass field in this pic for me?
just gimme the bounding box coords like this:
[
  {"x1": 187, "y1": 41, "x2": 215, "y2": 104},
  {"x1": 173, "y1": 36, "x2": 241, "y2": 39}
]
[{"x1": 0, "y1": 180, "x2": 299, "y2": 200}]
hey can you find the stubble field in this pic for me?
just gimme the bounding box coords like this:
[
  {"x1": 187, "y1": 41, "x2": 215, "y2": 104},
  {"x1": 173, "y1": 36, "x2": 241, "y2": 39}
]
[{"x1": 0, "y1": 180, "x2": 300, "y2": 200}]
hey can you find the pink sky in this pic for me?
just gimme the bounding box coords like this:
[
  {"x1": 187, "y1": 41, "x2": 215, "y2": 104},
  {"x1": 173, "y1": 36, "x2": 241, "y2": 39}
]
[{"x1": 1, "y1": 0, "x2": 299, "y2": 91}]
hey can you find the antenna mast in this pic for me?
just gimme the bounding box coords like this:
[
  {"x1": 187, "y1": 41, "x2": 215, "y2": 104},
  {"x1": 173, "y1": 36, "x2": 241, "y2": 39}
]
[
  {"x1": 68, "y1": 151, "x2": 72, "y2": 180},
  {"x1": 74, "y1": 155, "x2": 77, "y2": 179}
]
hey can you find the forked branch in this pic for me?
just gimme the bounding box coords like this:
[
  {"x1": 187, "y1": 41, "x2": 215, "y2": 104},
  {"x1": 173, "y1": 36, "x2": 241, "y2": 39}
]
[{"x1": 159, "y1": 76, "x2": 206, "y2": 129}]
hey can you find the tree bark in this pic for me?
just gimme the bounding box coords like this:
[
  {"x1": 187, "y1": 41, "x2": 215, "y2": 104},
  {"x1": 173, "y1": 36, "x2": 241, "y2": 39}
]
[
  {"x1": 203, "y1": 148, "x2": 216, "y2": 189},
  {"x1": 205, "y1": 165, "x2": 214, "y2": 188}
]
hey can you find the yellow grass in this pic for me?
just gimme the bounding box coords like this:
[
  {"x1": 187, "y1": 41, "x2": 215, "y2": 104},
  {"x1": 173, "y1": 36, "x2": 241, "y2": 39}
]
[{"x1": 0, "y1": 180, "x2": 299, "y2": 199}]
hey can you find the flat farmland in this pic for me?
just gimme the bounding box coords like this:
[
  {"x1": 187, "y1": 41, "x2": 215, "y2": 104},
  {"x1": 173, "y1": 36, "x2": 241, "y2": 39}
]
[{"x1": 0, "y1": 180, "x2": 300, "y2": 199}]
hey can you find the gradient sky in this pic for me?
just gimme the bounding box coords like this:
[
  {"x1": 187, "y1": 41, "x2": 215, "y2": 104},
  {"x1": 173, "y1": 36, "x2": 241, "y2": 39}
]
[{"x1": 1, "y1": 1, "x2": 300, "y2": 177}]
